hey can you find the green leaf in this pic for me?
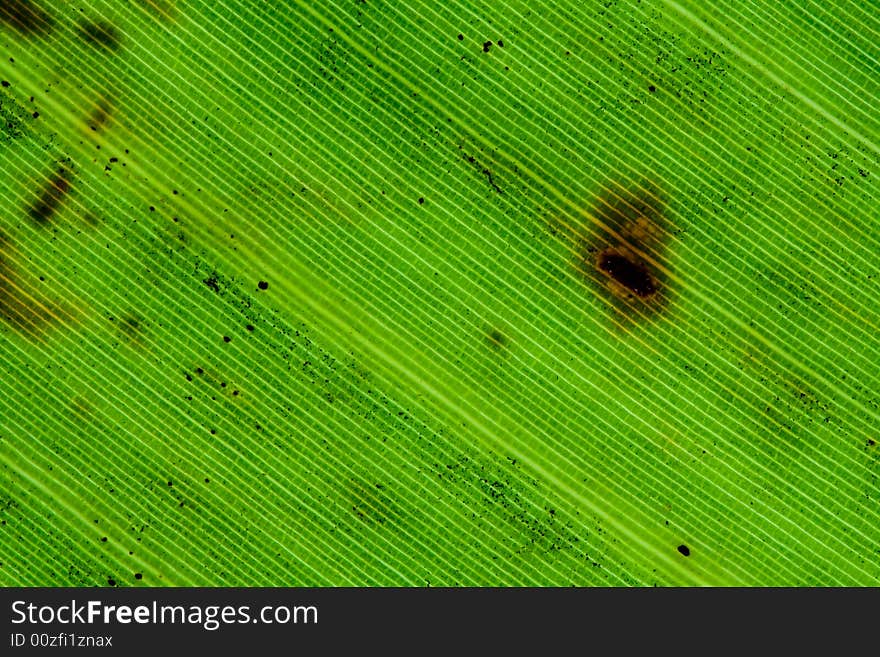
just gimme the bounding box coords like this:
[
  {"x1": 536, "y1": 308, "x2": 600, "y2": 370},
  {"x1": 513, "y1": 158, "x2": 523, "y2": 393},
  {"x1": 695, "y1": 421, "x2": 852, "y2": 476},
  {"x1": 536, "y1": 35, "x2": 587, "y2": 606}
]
[{"x1": 1, "y1": 0, "x2": 878, "y2": 586}]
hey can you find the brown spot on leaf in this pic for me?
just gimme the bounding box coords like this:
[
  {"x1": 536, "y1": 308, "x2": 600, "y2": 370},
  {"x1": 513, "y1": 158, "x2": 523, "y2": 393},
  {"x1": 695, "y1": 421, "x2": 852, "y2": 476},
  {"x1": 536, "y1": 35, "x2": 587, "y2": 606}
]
[
  {"x1": 574, "y1": 180, "x2": 676, "y2": 327},
  {"x1": 597, "y1": 249, "x2": 657, "y2": 298}
]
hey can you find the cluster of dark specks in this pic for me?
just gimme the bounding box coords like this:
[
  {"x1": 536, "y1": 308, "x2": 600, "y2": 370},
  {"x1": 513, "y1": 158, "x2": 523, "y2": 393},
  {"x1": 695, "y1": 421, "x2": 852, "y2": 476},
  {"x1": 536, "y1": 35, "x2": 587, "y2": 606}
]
[{"x1": 203, "y1": 273, "x2": 220, "y2": 292}]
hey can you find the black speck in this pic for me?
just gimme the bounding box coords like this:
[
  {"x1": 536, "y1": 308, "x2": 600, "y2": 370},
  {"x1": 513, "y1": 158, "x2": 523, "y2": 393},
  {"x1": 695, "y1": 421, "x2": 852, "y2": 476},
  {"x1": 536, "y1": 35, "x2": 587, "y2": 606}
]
[
  {"x1": 497, "y1": 39, "x2": 504, "y2": 47},
  {"x1": 149, "y1": 205, "x2": 155, "y2": 212},
  {"x1": 31, "y1": 111, "x2": 39, "y2": 119},
  {"x1": 257, "y1": 280, "x2": 269, "y2": 290},
  {"x1": 0, "y1": 81, "x2": 9, "y2": 87},
  {"x1": 648, "y1": 84, "x2": 656, "y2": 92},
  {"x1": 167, "y1": 480, "x2": 173, "y2": 486},
  {"x1": 677, "y1": 544, "x2": 690, "y2": 557},
  {"x1": 100, "y1": 536, "x2": 107, "y2": 542},
  {"x1": 222, "y1": 335, "x2": 231, "y2": 343},
  {"x1": 134, "y1": 572, "x2": 142, "y2": 580},
  {"x1": 107, "y1": 578, "x2": 116, "y2": 586},
  {"x1": 457, "y1": 33, "x2": 463, "y2": 41},
  {"x1": 418, "y1": 197, "x2": 424, "y2": 204},
  {"x1": 482, "y1": 41, "x2": 492, "y2": 53},
  {"x1": 245, "y1": 324, "x2": 254, "y2": 331}
]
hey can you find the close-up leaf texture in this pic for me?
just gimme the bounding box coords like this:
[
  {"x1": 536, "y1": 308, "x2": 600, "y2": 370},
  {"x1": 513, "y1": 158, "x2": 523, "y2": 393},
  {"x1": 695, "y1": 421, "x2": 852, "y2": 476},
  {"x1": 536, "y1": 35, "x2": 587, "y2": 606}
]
[{"x1": 0, "y1": 0, "x2": 878, "y2": 586}]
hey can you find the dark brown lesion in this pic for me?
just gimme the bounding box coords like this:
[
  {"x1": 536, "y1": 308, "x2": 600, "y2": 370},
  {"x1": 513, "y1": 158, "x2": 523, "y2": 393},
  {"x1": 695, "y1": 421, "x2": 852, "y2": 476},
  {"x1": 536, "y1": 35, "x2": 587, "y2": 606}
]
[
  {"x1": 28, "y1": 168, "x2": 72, "y2": 225},
  {"x1": 575, "y1": 181, "x2": 675, "y2": 324},
  {"x1": 0, "y1": 0, "x2": 54, "y2": 36},
  {"x1": 597, "y1": 248, "x2": 657, "y2": 298}
]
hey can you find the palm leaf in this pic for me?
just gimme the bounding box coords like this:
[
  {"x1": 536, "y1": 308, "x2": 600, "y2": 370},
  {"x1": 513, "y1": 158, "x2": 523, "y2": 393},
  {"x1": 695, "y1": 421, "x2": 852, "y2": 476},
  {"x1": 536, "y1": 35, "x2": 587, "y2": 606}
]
[{"x1": 0, "y1": 0, "x2": 877, "y2": 586}]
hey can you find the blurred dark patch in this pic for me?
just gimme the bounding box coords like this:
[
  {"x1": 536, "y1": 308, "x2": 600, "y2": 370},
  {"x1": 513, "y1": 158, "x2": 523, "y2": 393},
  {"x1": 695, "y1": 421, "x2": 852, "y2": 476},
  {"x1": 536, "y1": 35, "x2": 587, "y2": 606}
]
[
  {"x1": 87, "y1": 96, "x2": 114, "y2": 132},
  {"x1": 0, "y1": 231, "x2": 57, "y2": 336},
  {"x1": 119, "y1": 314, "x2": 142, "y2": 340},
  {"x1": 348, "y1": 479, "x2": 394, "y2": 527},
  {"x1": 78, "y1": 20, "x2": 122, "y2": 51},
  {"x1": 28, "y1": 168, "x2": 72, "y2": 225},
  {"x1": 485, "y1": 327, "x2": 508, "y2": 350},
  {"x1": 134, "y1": 0, "x2": 176, "y2": 21},
  {"x1": 0, "y1": 0, "x2": 54, "y2": 36}
]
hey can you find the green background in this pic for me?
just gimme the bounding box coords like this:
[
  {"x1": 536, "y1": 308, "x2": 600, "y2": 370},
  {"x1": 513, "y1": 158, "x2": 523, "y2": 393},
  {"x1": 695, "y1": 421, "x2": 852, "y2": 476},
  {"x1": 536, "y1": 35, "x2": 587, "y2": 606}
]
[{"x1": 0, "y1": 0, "x2": 878, "y2": 585}]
